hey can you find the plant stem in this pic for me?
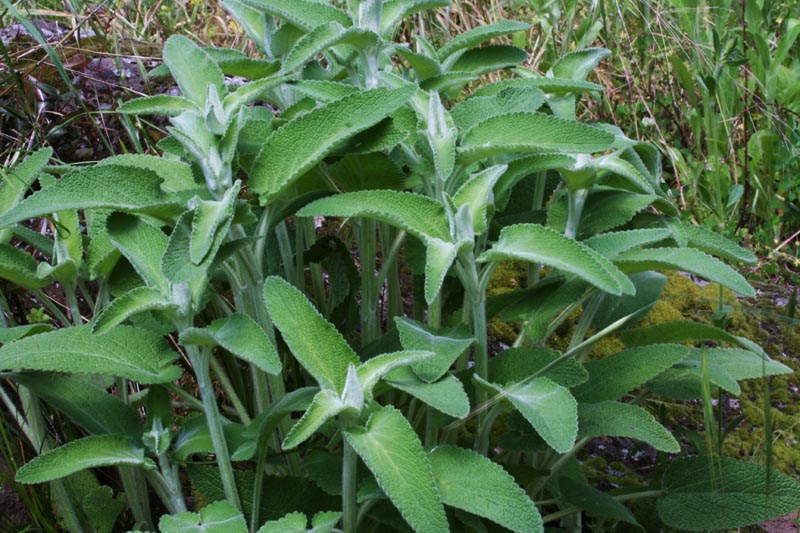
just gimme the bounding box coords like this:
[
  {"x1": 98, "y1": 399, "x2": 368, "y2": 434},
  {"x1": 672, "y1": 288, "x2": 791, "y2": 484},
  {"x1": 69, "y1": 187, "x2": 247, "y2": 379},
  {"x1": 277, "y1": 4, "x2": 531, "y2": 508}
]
[
  {"x1": 210, "y1": 356, "x2": 251, "y2": 425},
  {"x1": 359, "y1": 219, "x2": 380, "y2": 346},
  {"x1": 342, "y1": 422, "x2": 359, "y2": 533},
  {"x1": 565, "y1": 188, "x2": 588, "y2": 240}
]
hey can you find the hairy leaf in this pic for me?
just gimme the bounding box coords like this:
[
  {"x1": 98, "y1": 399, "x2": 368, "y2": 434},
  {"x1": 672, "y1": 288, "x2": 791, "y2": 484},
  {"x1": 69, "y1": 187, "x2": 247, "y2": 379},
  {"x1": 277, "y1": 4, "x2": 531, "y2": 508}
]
[
  {"x1": 160, "y1": 500, "x2": 247, "y2": 533},
  {"x1": 357, "y1": 350, "x2": 433, "y2": 402},
  {"x1": 584, "y1": 228, "x2": 670, "y2": 259},
  {"x1": 423, "y1": 237, "x2": 460, "y2": 305},
  {"x1": 0, "y1": 147, "x2": 52, "y2": 242},
  {"x1": 470, "y1": 77, "x2": 603, "y2": 98},
  {"x1": 448, "y1": 45, "x2": 527, "y2": 75},
  {"x1": 452, "y1": 165, "x2": 506, "y2": 234},
  {"x1": 657, "y1": 456, "x2": 800, "y2": 531},
  {"x1": 682, "y1": 223, "x2": 757, "y2": 264},
  {"x1": 344, "y1": 406, "x2": 448, "y2": 533},
  {"x1": 250, "y1": 86, "x2": 414, "y2": 201},
  {"x1": 479, "y1": 224, "x2": 634, "y2": 295},
  {"x1": 117, "y1": 95, "x2": 197, "y2": 116},
  {"x1": 0, "y1": 324, "x2": 52, "y2": 343},
  {"x1": 395, "y1": 317, "x2": 474, "y2": 383},
  {"x1": 451, "y1": 87, "x2": 545, "y2": 135},
  {"x1": 106, "y1": 213, "x2": 169, "y2": 291},
  {"x1": 549, "y1": 48, "x2": 610, "y2": 80},
  {"x1": 0, "y1": 244, "x2": 48, "y2": 289},
  {"x1": 385, "y1": 367, "x2": 470, "y2": 418},
  {"x1": 578, "y1": 401, "x2": 679, "y2": 452},
  {"x1": 92, "y1": 286, "x2": 176, "y2": 334},
  {"x1": 439, "y1": 20, "x2": 531, "y2": 58},
  {"x1": 284, "y1": 23, "x2": 377, "y2": 72},
  {"x1": 557, "y1": 477, "x2": 641, "y2": 529},
  {"x1": 0, "y1": 324, "x2": 180, "y2": 383},
  {"x1": 163, "y1": 35, "x2": 225, "y2": 109},
  {"x1": 239, "y1": 0, "x2": 351, "y2": 31},
  {"x1": 429, "y1": 446, "x2": 542, "y2": 533},
  {"x1": 283, "y1": 389, "x2": 345, "y2": 450},
  {"x1": 488, "y1": 347, "x2": 588, "y2": 388},
  {"x1": 621, "y1": 320, "x2": 766, "y2": 357},
  {"x1": 264, "y1": 276, "x2": 359, "y2": 393},
  {"x1": 590, "y1": 271, "x2": 667, "y2": 331},
  {"x1": 16, "y1": 435, "x2": 155, "y2": 484},
  {"x1": 96, "y1": 154, "x2": 200, "y2": 193},
  {"x1": 380, "y1": 0, "x2": 449, "y2": 36}
]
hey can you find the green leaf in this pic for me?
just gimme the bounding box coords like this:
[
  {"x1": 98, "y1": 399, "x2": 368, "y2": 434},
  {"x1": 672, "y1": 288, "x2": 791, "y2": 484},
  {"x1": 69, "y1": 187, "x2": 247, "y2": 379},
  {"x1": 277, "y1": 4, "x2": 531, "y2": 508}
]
[
  {"x1": 0, "y1": 324, "x2": 52, "y2": 343},
  {"x1": 92, "y1": 286, "x2": 176, "y2": 334},
  {"x1": 284, "y1": 23, "x2": 378, "y2": 72},
  {"x1": 180, "y1": 313, "x2": 281, "y2": 375},
  {"x1": 621, "y1": 320, "x2": 767, "y2": 358},
  {"x1": 681, "y1": 222, "x2": 757, "y2": 264},
  {"x1": 357, "y1": 350, "x2": 433, "y2": 402},
  {"x1": 95, "y1": 154, "x2": 200, "y2": 193},
  {"x1": 615, "y1": 247, "x2": 755, "y2": 297},
  {"x1": 239, "y1": 0, "x2": 351, "y2": 31},
  {"x1": 0, "y1": 243, "x2": 48, "y2": 289},
  {"x1": 572, "y1": 344, "x2": 689, "y2": 403},
  {"x1": 549, "y1": 48, "x2": 610, "y2": 80},
  {"x1": 222, "y1": 73, "x2": 290, "y2": 114},
  {"x1": 282, "y1": 389, "x2": 345, "y2": 450},
  {"x1": 470, "y1": 77, "x2": 603, "y2": 98},
  {"x1": 452, "y1": 165, "x2": 506, "y2": 234},
  {"x1": 423, "y1": 237, "x2": 460, "y2": 305},
  {"x1": 0, "y1": 147, "x2": 52, "y2": 242},
  {"x1": 15, "y1": 435, "x2": 155, "y2": 484},
  {"x1": 450, "y1": 87, "x2": 545, "y2": 135},
  {"x1": 163, "y1": 35, "x2": 225, "y2": 109},
  {"x1": 557, "y1": 476, "x2": 641, "y2": 529},
  {"x1": 395, "y1": 317, "x2": 474, "y2": 383},
  {"x1": 0, "y1": 165, "x2": 177, "y2": 228},
  {"x1": 488, "y1": 347, "x2": 588, "y2": 388},
  {"x1": 577, "y1": 401, "x2": 679, "y2": 452},
  {"x1": 256, "y1": 511, "x2": 307, "y2": 533},
  {"x1": 478, "y1": 375, "x2": 578, "y2": 453},
  {"x1": 11, "y1": 373, "x2": 141, "y2": 438},
  {"x1": 173, "y1": 415, "x2": 246, "y2": 462},
  {"x1": 657, "y1": 456, "x2": 800, "y2": 531},
  {"x1": 478, "y1": 224, "x2": 634, "y2": 296},
  {"x1": 584, "y1": 228, "x2": 670, "y2": 259},
  {"x1": 292, "y1": 80, "x2": 361, "y2": 102},
  {"x1": 190, "y1": 182, "x2": 240, "y2": 264},
  {"x1": 459, "y1": 113, "x2": 614, "y2": 163},
  {"x1": 106, "y1": 213, "x2": 169, "y2": 291},
  {"x1": 439, "y1": 20, "x2": 531, "y2": 58},
  {"x1": 344, "y1": 406, "x2": 448, "y2": 533},
  {"x1": 395, "y1": 47, "x2": 442, "y2": 80},
  {"x1": 298, "y1": 190, "x2": 451, "y2": 242},
  {"x1": 380, "y1": 0, "x2": 449, "y2": 36},
  {"x1": 447, "y1": 45, "x2": 527, "y2": 75},
  {"x1": 117, "y1": 95, "x2": 197, "y2": 116},
  {"x1": 250, "y1": 86, "x2": 414, "y2": 201},
  {"x1": 160, "y1": 500, "x2": 247, "y2": 533},
  {"x1": 429, "y1": 446, "x2": 542, "y2": 533},
  {"x1": 0, "y1": 324, "x2": 181, "y2": 384},
  {"x1": 385, "y1": 367, "x2": 470, "y2": 418},
  {"x1": 264, "y1": 276, "x2": 359, "y2": 393},
  {"x1": 205, "y1": 47, "x2": 280, "y2": 78},
  {"x1": 590, "y1": 271, "x2": 667, "y2": 331}
]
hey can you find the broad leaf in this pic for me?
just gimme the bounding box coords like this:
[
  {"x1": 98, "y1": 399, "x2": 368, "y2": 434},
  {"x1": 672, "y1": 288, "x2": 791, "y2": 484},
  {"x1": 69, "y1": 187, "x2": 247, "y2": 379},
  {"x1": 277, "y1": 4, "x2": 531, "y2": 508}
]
[
  {"x1": 223, "y1": 73, "x2": 289, "y2": 112},
  {"x1": 590, "y1": 271, "x2": 667, "y2": 331},
  {"x1": 283, "y1": 389, "x2": 345, "y2": 450},
  {"x1": 264, "y1": 276, "x2": 359, "y2": 393},
  {"x1": 439, "y1": 20, "x2": 531, "y2": 58},
  {"x1": 488, "y1": 347, "x2": 588, "y2": 388},
  {"x1": 173, "y1": 416, "x2": 247, "y2": 462},
  {"x1": 239, "y1": 0, "x2": 351, "y2": 31},
  {"x1": 380, "y1": 0, "x2": 449, "y2": 36},
  {"x1": 584, "y1": 228, "x2": 670, "y2": 259},
  {"x1": 450, "y1": 87, "x2": 545, "y2": 134},
  {"x1": 549, "y1": 48, "x2": 611, "y2": 80},
  {"x1": 577, "y1": 401, "x2": 679, "y2": 452},
  {"x1": 0, "y1": 324, "x2": 181, "y2": 383},
  {"x1": 385, "y1": 367, "x2": 470, "y2": 418},
  {"x1": 478, "y1": 375, "x2": 578, "y2": 453},
  {"x1": 298, "y1": 190, "x2": 451, "y2": 242},
  {"x1": 15, "y1": 435, "x2": 155, "y2": 484},
  {"x1": 423, "y1": 237, "x2": 460, "y2": 304},
  {"x1": 452, "y1": 164, "x2": 506, "y2": 234},
  {"x1": 0, "y1": 165, "x2": 177, "y2": 228},
  {"x1": 160, "y1": 500, "x2": 247, "y2": 533},
  {"x1": 344, "y1": 406, "x2": 448, "y2": 533},
  {"x1": 283, "y1": 23, "x2": 377, "y2": 72},
  {"x1": 395, "y1": 317, "x2": 474, "y2": 383},
  {"x1": 117, "y1": 95, "x2": 197, "y2": 116},
  {"x1": 96, "y1": 154, "x2": 200, "y2": 193},
  {"x1": 190, "y1": 181, "x2": 240, "y2": 264},
  {"x1": 657, "y1": 456, "x2": 800, "y2": 531},
  {"x1": 572, "y1": 344, "x2": 689, "y2": 402},
  {"x1": 615, "y1": 247, "x2": 755, "y2": 297},
  {"x1": 106, "y1": 213, "x2": 169, "y2": 291},
  {"x1": 557, "y1": 476, "x2": 641, "y2": 529},
  {"x1": 0, "y1": 324, "x2": 52, "y2": 343},
  {"x1": 92, "y1": 286, "x2": 176, "y2": 334},
  {"x1": 250, "y1": 86, "x2": 414, "y2": 201},
  {"x1": 0, "y1": 147, "x2": 52, "y2": 242},
  {"x1": 357, "y1": 350, "x2": 433, "y2": 402},
  {"x1": 470, "y1": 77, "x2": 603, "y2": 98},
  {"x1": 181, "y1": 313, "x2": 281, "y2": 375},
  {"x1": 163, "y1": 35, "x2": 225, "y2": 109},
  {"x1": 681, "y1": 222, "x2": 757, "y2": 264},
  {"x1": 0, "y1": 243, "x2": 48, "y2": 289},
  {"x1": 479, "y1": 224, "x2": 634, "y2": 296},
  {"x1": 447, "y1": 45, "x2": 527, "y2": 75},
  {"x1": 429, "y1": 446, "x2": 542, "y2": 533},
  {"x1": 621, "y1": 320, "x2": 766, "y2": 357}
]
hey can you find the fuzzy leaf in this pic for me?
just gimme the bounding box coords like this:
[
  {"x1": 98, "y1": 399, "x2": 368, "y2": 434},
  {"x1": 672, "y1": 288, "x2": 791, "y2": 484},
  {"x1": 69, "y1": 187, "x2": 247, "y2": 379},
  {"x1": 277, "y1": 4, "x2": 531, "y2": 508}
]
[
  {"x1": 395, "y1": 47, "x2": 442, "y2": 80},
  {"x1": 621, "y1": 320, "x2": 767, "y2": 357},
  {"x1": 264, "y1": 276, "x2": 359, "y2": 393},
  {"x1": 615, "y1": 247, "x2": 755, "y2": 297},
  {"x1": 0, "y1": 165, "x2": 177, "y2": 228},
  {"x1": 549, "y1": 48, "x2": 610, "y2": 80},
  {"x1": 682, "y1": 223, "x2": 757, "y2": 264},
  {"x1": 190, "y1": 182, "x2": 240, "y2": 264},
  {"x1": 439, "y1": 20, "x2": 531, "y2": 58},
  {"x1": 380, "y1": 0, "x2": 449, "y2": 36},
  {"x1": 450, "y1": 87, "x2": 545, "y2": 134},
  {"x1": 385, "y1": 367, "x2": 470, "y2": 418},
  {"x1": 584, "y1": 228, "x2": 670, "y2": 259},
  {"x1": 448, "y1": 45, "x2": 527, "y2": 75},
  {"x1": 557, "y1": 477, "x2": 641, "y2": 529},
  {"x1": 11, "y1": 373, "x2": 141, "y2": 438},
  {"x1": 0, "y1": 244, "x2": 48, "y2": 289},
  {"x1": 488, "y1": 347, "x2": 588, "y2": 388},
  {"x1": 357, "y1": 350, "x2": 433, "y2": 402},
  {"x1": 292, "y1": 80, "x2": 360, "y2": 102},
  {"x1": 395, "y1": 317, "x2": 474, "y2": 383},
  {"x1": 590, "y1": 271, "x2": 667, "y2": 331},
  {"x1": 430, "y1": 446, "x2": 541, "y2": 532},
  {"x1": 298, "y1": 190, "x2": 451, "y2": 242},
  {"x1": 0, "y1": 147, "x2": 52, "y2": 242},
  {"x1": 0, "y1": 324, "x2": 52, "y2": 343},
  {"x1": 572, "y1": 344, "x2": 689, "y2": 402},
  {"x1": 344, "y1": 406, "x2": 448, "y2": 533},
  {"x1": 92, "y1": 286, "x2": 176, "y2": 334},
  {"x1": 250, "y1": 86, "x2": 414, "y2": 201},
  {"x1": 256, "y1": 511, "x2": 307, "y2": 533},
  {"x1": 96, "y1": 154, "x2": 200, "y2": 193},
  {"x1": 223, "y1": 73, "x2": 289, "y2": 112},
  {"x1": 423, "y1": 237, "x2": 460, "y2": 305},
  {"x1": 479, "y1": 224, "x2": 634, "y2": 295},
  {"x1": 657, "y1": 456, "x2": 800, "y2": 531},
  {"x1": 284, "y1": 23, "x2": 378, "y2": 72},
  {"x1": 160, "y1": 500, "x2": 247, "y2": 533},
  {"x1": 0, "y1": 324, "x2": 181, "y2": 384},
  {"x1": 459, "y1": 113, "x2": 614, "y2": 163},
  {"x1": 452, "y1": 165, "x2": 506, "y2": 234},
  {"x1": 578, "y1": 401, "x2": 679, "y2": 452},
  {"x1": 163, "y1": 35, "x2": 225, "y2": 110},
  {"x1": 470, "y1": 77, "x2": 603, "y2": 98},
  {"x1": 283, "y1": 389, "x2": 345, "y2": 450},
  {"x1": 181, "y1": 313, "x2": 281, "y2": 375},
  {"x1": 106, "y1": 213, "x2": 169, "y2": 291},
  {"x1": 239, "y1": 0, "x2": 351, "y2": 31},
  {"x1": 117, "y1": 95, "x2": 197, "y2": 116},
  {"x1": 479, "y1": 375, "x2": 578, "y2": 453},
  {"x1": 15, "y1": 435, "x2": 155, "y2": 484}
]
